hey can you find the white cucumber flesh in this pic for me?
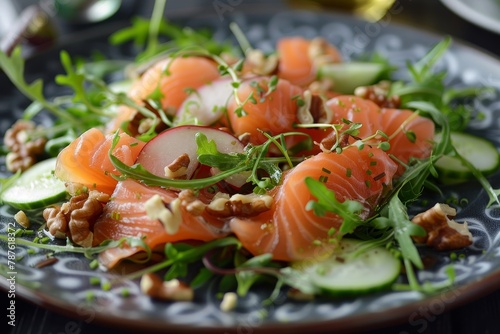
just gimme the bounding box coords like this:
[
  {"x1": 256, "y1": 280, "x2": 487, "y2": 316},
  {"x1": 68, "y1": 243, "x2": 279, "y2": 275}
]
[
  {"x1": 434, "y1": 132, "x2": 500, "y2": 184},
  {"x1": 1, "y1": 158, "x2": 67, "y2": 210},
  {"x1": 317, "y1": 62, "x2": 386, "y2": 94},
  {"x1": 302, "y1": 239, "x2": 401, "y2": 297}
]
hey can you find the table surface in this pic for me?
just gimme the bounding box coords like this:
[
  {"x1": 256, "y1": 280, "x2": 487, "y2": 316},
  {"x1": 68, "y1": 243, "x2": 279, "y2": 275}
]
[{"x1": 2, "y1": 0, "x2": 500, "y2": 333}]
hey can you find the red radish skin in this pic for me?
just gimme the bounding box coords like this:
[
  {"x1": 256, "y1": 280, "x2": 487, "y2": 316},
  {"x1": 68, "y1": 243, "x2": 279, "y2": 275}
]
[{"x1": 136, "y1": 125, "x2": 245, "y2": 179}]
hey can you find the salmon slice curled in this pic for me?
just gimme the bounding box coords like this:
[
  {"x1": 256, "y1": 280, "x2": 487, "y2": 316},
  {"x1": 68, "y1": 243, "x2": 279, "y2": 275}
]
[
  {"x1": 54, "y1": 128, "x2": 145, "y2": 195},
  {"x1": 93, "y1": 179, "x2": 230, "y2": 268},
  {"x1": 325, "y1": 95, "x2": 435, "y2": 174},
  {"x1": 230, "y1": 145, "x2": 398, "y2": 262}
]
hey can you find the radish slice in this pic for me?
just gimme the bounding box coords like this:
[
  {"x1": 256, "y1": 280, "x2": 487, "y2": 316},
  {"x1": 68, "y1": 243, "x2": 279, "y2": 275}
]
[
  {"x1": 136, "y1": 125, "x2": 245, "y2": 180},
  {"x1": 175, "y1": 78, "x2": 233, "y2": 125}
]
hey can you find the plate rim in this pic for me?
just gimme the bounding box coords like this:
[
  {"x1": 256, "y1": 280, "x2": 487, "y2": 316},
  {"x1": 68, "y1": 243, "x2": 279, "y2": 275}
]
[{"x1": 3, "y1": 268, "x2": 500, "y2": 333}]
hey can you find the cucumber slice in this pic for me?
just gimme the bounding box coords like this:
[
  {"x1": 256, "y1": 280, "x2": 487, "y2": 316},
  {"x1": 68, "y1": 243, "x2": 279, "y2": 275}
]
[
  {"x1": 302, "y1": 239, "x2": 400, "y2": 297},
  {"x1": 1, "y1": 158, "x2": 67, "y2": 210},
  {"x1": 434, "y1": 132, "x2": 500, "y2": 184},
  {"x1": 317, "y1": 62, "x2": 386, "y2": 94}
]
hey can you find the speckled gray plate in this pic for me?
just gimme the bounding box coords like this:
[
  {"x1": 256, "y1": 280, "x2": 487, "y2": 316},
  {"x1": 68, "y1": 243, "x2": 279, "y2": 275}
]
[{"x1": 2, "y1": 9, "x2": 500, "y2": 334}]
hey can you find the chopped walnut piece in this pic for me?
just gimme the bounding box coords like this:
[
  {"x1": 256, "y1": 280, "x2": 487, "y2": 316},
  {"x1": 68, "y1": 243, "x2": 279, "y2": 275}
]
[
  {"x1": 140, "y1": 273, "x2": 194, "y2": 301},
  {"x1": 308, "y1": 37, "x2": 337, "y2": 67},
  {"x1": 137, "y1": 118, "x2": 157, "y2": 134},
  {"x1": 245, "y1": 49, "x2": 279, "y2": 76},
  {"x1": 220, "y1": 52, "x2": 240, "y2": 67},
  {"x1": 206, "y1": 192, "x2": 273, "y2": 218},
  {"x1": 4, "y1": 120, "x2": 47, "y2": 172},
  {"x1": 121, "y1": 101, "x2": 169, "y2": 137},
  {"x1": 308, "y1": 78, "x2": 334, "y2": 95},
  {"x1": 88, "y1": 190, "x2": 111, "y2": 203},
  {"x1": 297, "y1": 90, "x2": 314, "y2": 124},
  {"x1": 354, "y1": 81, "x2": 401, "y2": 108},
  {"x1": 164, "y1": 153, "x2": 190, "y2": 179},
  {"x1": 297, "y1": 90, "x2": 333, "y2": 125},
  {"x1": 411, "y1": 203, "x2": 473, "y2": 251},
  {"x1": 44, "y1": 206, "x2": 68, "y2": 239},
  {"x1": 43, "y1": 193, "x2": 105, "y2": 247},
  {"x1": 178, "y1": 189, "x2": 206, "y2": 216},
  {"x1": 34, "y1": 257, "x2": 59, "y2": 269},
  {"x1": 316, "y1": 128, "x2": 351, "y2": 153},
  {"x1": 14, "y1": 211, "x2": 30, "y2": 229},
  {"x1": 64, "y1": 182, "x2": 89, "y2": 196},
  {"x1": 237, "y1": 132, "x2": 251, "y2": 146},
  {"x1": 6, "y1": 152, "x2": 36, "y2": 174},
  {"x1": 68, "y1": 195, "x2": 103, "y2": 247}
]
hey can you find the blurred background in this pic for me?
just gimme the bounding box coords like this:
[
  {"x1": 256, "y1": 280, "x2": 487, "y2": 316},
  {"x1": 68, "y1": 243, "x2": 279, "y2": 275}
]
[{"x1": 1, "y1": 0, "x2": 499, "y2": 57}]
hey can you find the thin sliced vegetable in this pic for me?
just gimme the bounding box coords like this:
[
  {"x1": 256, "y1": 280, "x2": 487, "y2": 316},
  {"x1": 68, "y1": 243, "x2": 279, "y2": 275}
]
[
  {"x1": 300, "y1": 239, "x2": 401, "y2": 297},
  {"x1": 317, "y1": 62, "x2": 386, "y2": 94},
  {"x1": 434, "y1": 132, "x2": 500, "y2": 184},
  {"x1": 1, "y1": 158, "x2": 67, "y2": 210}
]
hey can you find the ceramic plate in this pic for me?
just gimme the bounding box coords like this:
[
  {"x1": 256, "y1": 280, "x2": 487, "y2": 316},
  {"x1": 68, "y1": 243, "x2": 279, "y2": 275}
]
[
  {"x1": 441, "y1": 0, "x2": 500, "y2": 34},
  {"x1": 2, "y1": 9, "x2": 500, "y2": 334}
]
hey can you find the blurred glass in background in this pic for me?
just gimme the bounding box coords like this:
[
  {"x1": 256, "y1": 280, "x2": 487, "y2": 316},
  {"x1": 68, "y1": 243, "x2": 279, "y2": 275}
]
[
  {"x1": 53, "y1": 0, "x2": 123, "y2": 23},
  {"x1": 0, "y1": 0, "x2": 129, "y2": 55},
  {"x1": 287, "y1": 0, "x2": 396, "y2": 21}
]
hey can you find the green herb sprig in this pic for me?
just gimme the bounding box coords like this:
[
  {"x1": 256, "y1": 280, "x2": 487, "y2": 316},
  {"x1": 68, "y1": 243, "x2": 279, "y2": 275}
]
[{"x1": 109, "y1": 131, "x2": 307, "y2": 193}]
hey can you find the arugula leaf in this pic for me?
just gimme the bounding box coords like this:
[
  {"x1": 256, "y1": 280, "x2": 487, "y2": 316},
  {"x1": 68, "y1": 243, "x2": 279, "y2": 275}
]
[
  {"x1": 110, "y1": 131, "x2": 304, "y2": 191},
  {"x1": 56, "y1": 51, "x2": 112, "y2": 120},
  {"x1": 109, "y1": 17, "x2": 153, "y2": 46},
  {"x1": 125, "y1": 237, "x2": 241, "y2": 280},
  {"x1": 190, "y1": 268, "x2": 214, "y2": 288},
  {"x1": 0, "y1": 234, "x2": 145, "y2": 258},
  {"x1": 411, "y1": 36, "x2": 451, "y2": 82},
  {"x1": 453, "y1": 148, "x2": 500, "y2": 207},
  {"x1": 196, "y1": 133, "x2": 243, "y2": 170},
  {"x1": 109, "y1": 1, "x2": 234, "y2": 62},
  {"x1": 304, "y1": 177, "x2": 364, "y2": 235},
  {"x1": 279, "y1": 267, "x2": 318, "y2": 295},
  {"x1": 377, "y1": 195, "x2": 426, "y2": 269},
  {"x1": 109, "y1": 132, "x2": 250, "y2": 189},
  {"x1": 0, "y1": 47, "x2": 79, "y2": 125},
  {"x1": 406, "y1": 101, "x2": 500, "y2": 206},
  {"x1": 389, "y1": 37, "x2": 486, "y2": 132},
  {"x1": 235, "y1": 253, "x2": 274, "y2": 296}
]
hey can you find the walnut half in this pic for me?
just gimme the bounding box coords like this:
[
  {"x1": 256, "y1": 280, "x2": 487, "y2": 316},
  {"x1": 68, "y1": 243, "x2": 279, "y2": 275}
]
[
  {"x1": 140, "y1": 273, "x2": 193, "y2": 301},
  {"x1": 411, "y1": 203, "x2": 473, "y2": 251},
  {"x1": 206, "y1": 192, "x2": 273, "y2": 218},
  {"x1": 4, "y1": 120, "x2": 47, "y2": 172},
  {"x1": 43, "y1": 191, "x2": 106, "y2": 247}
]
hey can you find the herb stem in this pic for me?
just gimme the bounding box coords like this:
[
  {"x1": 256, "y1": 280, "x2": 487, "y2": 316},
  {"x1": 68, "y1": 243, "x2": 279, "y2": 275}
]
[
  {"x1": 229, "y1": 22, "x2": 253, "y2": 55},
  {"x1": 145, "y1": 0, "x2": 167, "y2": 57}
]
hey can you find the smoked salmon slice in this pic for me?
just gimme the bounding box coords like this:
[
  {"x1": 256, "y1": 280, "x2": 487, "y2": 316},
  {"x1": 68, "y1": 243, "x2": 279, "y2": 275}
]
[
  {"x1": 277, "y1": 37, "x2": 342, "y2": 87},
  {"x1": 379, "y1": 107, "x2": 435, "y2": 171},
  {"x1": 230, "y1": 145, "x2": 398, "y2": 262},
  {"x1": 226, "y1": 77, "x2": 303, "y2": 146},
  {"x1": 107, "y1": 56, "x2": 221, "y2": 133},
  {"x1": 325, "y1": 95, "x2": 435, "y2": 173},
  {"x1": 54, "y1": 128, "x2": 145, "y2": 195},
  {"x1": 93, "y1": 179, "x2": 229, "y2": 268}
]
